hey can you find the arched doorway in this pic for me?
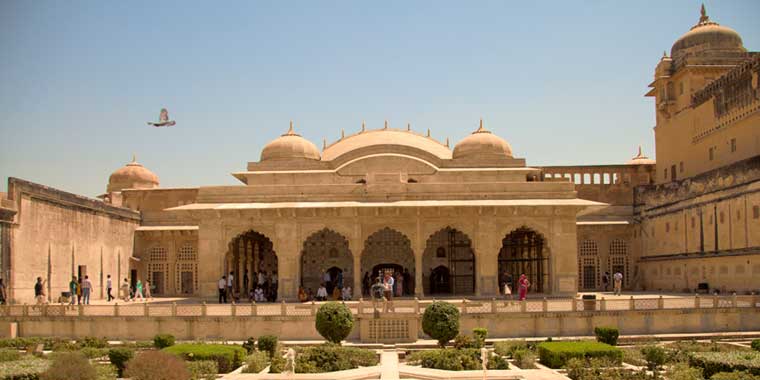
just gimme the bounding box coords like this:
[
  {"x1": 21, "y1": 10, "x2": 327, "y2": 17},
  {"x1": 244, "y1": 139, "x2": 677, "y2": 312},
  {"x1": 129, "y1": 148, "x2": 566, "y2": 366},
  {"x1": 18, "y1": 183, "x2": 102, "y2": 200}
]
[
  {"x1": 423, "y1": 227, "x2": 475, "y2": 295},
  {"x1": 228, "y1": 230, "x2": 278, "y2": 300},
  {"x1": 498, "y1": 227, "x2": 548, "y2": 294},
  {"x1": 361, "y1": 228, "x2": 414, "y2": 296},
  {"x1": 608, "y1": 239, "x2": 629, "y2": 289},
  {"x1": 300, "y1": 229, "x2": 353, "y2": 295}
]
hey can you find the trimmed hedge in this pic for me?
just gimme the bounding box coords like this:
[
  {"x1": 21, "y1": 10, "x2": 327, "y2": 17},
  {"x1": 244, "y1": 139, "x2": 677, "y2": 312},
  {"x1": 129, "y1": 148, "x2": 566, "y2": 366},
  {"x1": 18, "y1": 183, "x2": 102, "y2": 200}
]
[
  {"x1": 293, "y1": 344, "x2": 378, "y2": 373},
  {"x1": 593, "y1": 326, "x2": 619, "y2": 346},
  {"x1": 164, "y1": 344, "x2": 246, "y2": 373},
  {"x1": 537, "y1": 341, "x2": 622, "y2": 368},
  {"x1": 421, "y1": 302, "x2": 460, "y2": 347},
  {"x1": 315, "y1": 302, "x2": 354, "y2": 344},
  {"x1": 153, "y1": 334, "x2": 175, "y2": 349},
  {"x1": 690, "y1": 351, "x2": 760, "y2": 378},
  {"x1": 407, "y1": 349, "x2": 480, "y2": 371}
]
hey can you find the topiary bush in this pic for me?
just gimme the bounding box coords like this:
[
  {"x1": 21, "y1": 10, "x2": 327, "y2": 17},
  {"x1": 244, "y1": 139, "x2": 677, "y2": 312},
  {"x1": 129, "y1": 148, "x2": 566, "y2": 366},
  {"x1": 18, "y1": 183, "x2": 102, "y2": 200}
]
[
  {"x1": 315, "y1": 302, "x2": 355, "y2": 345},
  {"x1": 40, "y1": 351, "x2": 97, "y2": 380},
  {"x1": 593, "y1": 326, "x2": 619, "y2": 346},
  {"x1": 537, "y1": 341, "x2": 622, "y2": 368},
  {"x1": 164, "y1": 344, "x2": 246, "y2": 373},
  {"x1": 125, "y1": 350, "x2": 190, "y2": 380},
  {"x1": 186, "y1": 360, "x2": 218, "y2": 380},
  {"x1": 108, "y1": 347, "x2": 134, "y2": 377},
  {"x1": 153, "y1": 334, "x2": 176, "y2": 349},
  {"x1": 242, "y1": 351, "x2": 269, "y2": 374},
  {"x1": 0, "y1": 348, "x2": 20, "y2": 362},
  {"x1": 257, "y1": 335, "x2": 278, "y2": 358},
  {"x1": 472, "y1": 328, "x2": 487, "y2": 348},
  {"x1": 422, "y1": 301, "x2": 460, "y2": 348}
]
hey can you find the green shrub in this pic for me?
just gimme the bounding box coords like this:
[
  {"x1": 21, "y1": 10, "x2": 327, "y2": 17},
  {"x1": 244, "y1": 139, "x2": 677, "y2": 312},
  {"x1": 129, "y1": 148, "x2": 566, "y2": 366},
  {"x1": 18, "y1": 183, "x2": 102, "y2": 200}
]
[
  {"x1": 712, "y1": 371, "x2": 760, "y2": 380},
  {"x1": 487, "y1": 353, "x2": 510, "y2": 370},
  {"x1": 594, "y1": 327, "x2": 619, "y2": 346},
  {"x1": 0, "y1": 349, "x2": 20, "y2": 363},
  {"x1": 164, "y1": 344, "x2": 246, "y2": 373},
  {"x1": 124, "y1": 350, "x2": 190, "y2": 380},
  {"x1": 537, "y1": 341, "x2": 622, "y2": 368},
  {"x1": 690, "y1": 351, "x2": 760, "y2": 378},
  {"x1": 407, "y1": 348, "x2": 480, "y2": 371},
  {"x1": 472, "y1": 328, "x2": 487, "y2": 348},
  {"x1": 107, "y1": 347, "x2": 133, "y2": 377},
  {"x1": 94, "y1": 364, "x2": 117, "y2": 380},
  {"x1": 315, "y1": 302, "x2": 354, "y2": 345},
  {"x1": 40, "y1": 351, "x2": 96, "y2": 380},
  {"x1": 0, "y1": 356, "x2": 50, "y2": 380},
  {"x1": 269, "y1": 355, "x2": 285, "y2": 373},
  {"x1": 294, "y1": 344, "x2": 378, "y2": 373},
  {"x1": 79, "y1": 337, "x2": 108, "y2": 349},
  {"x1": 242, "y1": 351, "x2": 269, "y2": 374},
  {"x1": 453, "y1": 335, "x2": 476, "y2": 349},
  {"x1": 513, "y1": 349, "x2": 536, "y2": 369},
  {"x1": 186, "y1": 360, "x2": 217, "y2": 380},
  {"x1": 242, "y1": 338, "x2": 256, "y2": 354},
  {"x1": 493, "y1": 340, "x2": 528, "y2": 357},
  {"x1": 422, "y1": 302, "x2": 460, "y2": 348},
  {"x1": 641, "y1": 345, "x2": 667, "y2": 371},
  {"x1": 620, "y1": 346, "x2": 647, "y2": 367},
  {"x1": 257, "y1": 335, "x2": 278, "y2": 358},
  {"x1": 153, "y1": 334, "x2": 176, "y2": 349},
  {"x1": 565, "y1": 357, "x2": 648, "y2": 380},
  {"x1": 752, "y1": 340, "x2": 760, "y2": 352},
  {"x1": 0, "y1": 338, "x2": 66, "y2": 351},
  {"x1": 667, "y1": 362, "x2": 704, "y2": 380},
  {"x1": 78, "y1": 347, "x2": 108, "y2": 360}
]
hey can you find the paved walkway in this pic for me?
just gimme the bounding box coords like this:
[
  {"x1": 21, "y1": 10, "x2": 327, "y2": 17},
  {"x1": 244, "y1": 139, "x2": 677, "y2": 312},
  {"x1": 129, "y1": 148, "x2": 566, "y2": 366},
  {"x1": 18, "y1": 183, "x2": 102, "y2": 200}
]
[{"x1": 380, "y1": 350, "x2": 399, "y2": 380}]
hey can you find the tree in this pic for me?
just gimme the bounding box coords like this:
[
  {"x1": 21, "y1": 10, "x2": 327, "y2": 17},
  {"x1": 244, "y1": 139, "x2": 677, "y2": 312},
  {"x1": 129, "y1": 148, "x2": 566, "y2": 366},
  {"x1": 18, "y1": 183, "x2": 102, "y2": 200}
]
[
  {"x1": 315, "y1": 302, "x2": 355, "y2": 344},
  {"x1": 422, "y1": 301, "x2": 460, "y2": 348}
]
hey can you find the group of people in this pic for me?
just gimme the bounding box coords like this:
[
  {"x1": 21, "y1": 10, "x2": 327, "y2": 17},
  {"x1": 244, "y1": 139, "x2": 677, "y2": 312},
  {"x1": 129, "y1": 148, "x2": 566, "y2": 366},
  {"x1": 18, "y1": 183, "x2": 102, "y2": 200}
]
[
  {"x1": 361, "y1": 268, "x2": 411, "y2": 298},
  {"x1": 601, "y1": 271, "x2": 624, "y2": 295},
  {"x1": 27, "y1": 274, "x2": 151, "y2": 308},
  {"x1": 298, "y1": 270, "x2": 352, "y2": 302},
  {"x1": 501, "y1": 273, "x2": 531, "y2": 301},
  {"x1": 218, "y1": 270, "x2": 278, "y2": 303}
]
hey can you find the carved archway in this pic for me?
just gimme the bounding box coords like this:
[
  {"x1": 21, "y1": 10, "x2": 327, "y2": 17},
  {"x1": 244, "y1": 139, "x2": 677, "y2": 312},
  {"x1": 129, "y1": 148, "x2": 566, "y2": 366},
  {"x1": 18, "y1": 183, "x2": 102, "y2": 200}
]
[
  {"x1": 498, "y1": 227, "x2": 548, "y2": 294},
  {"x1": 360, "y1": 227, "x2": 414, "y2": 296},
  {"x1": 423, "y1": 227, "x2": 475, "y2": 295},
  {"x1": 300, "y1": 228, "x2": 353, "y2": 295},
  {"x1": 227, "y1": 230, "x2": 278, "y2": 299}
]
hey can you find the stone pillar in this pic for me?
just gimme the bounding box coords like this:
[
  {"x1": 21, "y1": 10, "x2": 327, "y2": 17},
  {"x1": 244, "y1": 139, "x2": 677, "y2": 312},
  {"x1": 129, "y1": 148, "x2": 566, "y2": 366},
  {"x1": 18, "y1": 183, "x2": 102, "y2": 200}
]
[
  {"x1": 414, "y1": 217, "x2": 425, "y2": 298},
  {"x1": 198, "y1": 219, "x2": 225, "y2": 298},
  {"x1": 275, "y1": 222, "x2": 298, "y2": 300},
  {"x1": 475, "y1": 219, "x2": 498, "y2": 297}
]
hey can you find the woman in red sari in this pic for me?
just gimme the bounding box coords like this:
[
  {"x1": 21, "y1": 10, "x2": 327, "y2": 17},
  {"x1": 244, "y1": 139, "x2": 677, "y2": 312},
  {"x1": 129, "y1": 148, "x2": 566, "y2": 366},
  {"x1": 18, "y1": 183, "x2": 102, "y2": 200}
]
[{"x1": 518, "y1": 274, "x2": 530, "y2": 301}]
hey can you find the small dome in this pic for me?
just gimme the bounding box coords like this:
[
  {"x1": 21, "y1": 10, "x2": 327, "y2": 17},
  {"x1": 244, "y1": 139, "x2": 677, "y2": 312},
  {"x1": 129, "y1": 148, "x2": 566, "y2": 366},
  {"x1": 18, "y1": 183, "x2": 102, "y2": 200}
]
[
  {"x1": 671, "y1": 5, "x2": 744, "y2": 59},
  {"x1": 260, "y1": 122, "x2": 321, "y2": 161},
  {"x1": 627, "y1": 146, "x2": 656, "y2": 165},
  {"x1": 453, "y1": 120, "x2": 513, "y2": 160},
  {"x1": 107, "y1": 156, "x2": 160, "y2": 193}
]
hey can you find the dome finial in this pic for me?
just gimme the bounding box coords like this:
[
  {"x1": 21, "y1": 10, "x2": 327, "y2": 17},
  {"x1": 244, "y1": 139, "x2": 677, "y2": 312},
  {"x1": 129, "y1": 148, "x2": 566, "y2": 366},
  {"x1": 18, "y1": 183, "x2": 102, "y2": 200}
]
[
  {"x1": 445, "y1": 137, "x2": 450, "y2": 148},
  {"x1": 131, "y1": 153, "x2": 137, "y2": 163},
  {"x1": 361, "y1": 120, "x2": 366, "y2": 133},
  {"x1": 341, "y1": 129, "x2": 345, "y2": 139},
  {"x1": 284, "y1": 120, "x2": 297, "y2": 136},
  {"x1": 473, "y1": 118, "x2": 491, "y2": 134},
  {"x1": 384, "y1": 120, "x2": 389, "y2": 130},
  {"x1": 323, "y1": 138, "x2": 327, "y2": 150},
  {"x1": 637, "y1": 145, "x2": 643, "y2": 157},
  {"x1": 407, "y1": 123, "x2": 411, "y2": 131},
  {"x1": 426, "y1": 128, "x2": 431, "y2": 137},
  {"x1": 700, "y1": 3, "x2": 708, "y2": 23}
]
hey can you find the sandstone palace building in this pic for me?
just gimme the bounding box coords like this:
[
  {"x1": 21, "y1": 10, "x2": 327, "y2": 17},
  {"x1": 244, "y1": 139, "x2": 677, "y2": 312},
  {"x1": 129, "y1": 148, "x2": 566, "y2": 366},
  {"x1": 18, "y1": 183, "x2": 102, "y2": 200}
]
[{"x1": 1, "y1": 7, "x2": 758, "y2": 303}]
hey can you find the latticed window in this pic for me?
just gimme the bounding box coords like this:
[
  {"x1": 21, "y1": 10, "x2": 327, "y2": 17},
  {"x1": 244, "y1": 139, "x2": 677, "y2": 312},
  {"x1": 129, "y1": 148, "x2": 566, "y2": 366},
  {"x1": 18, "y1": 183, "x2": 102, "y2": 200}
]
[
  {"x1": 578, "y1": 240, "x2": 599, "y2": 290},
  {"x1": 149, "y1": 247, "x2": 167, "y2": 262},
  {"x1": 177, "y1": 245, "x2": 196, "y2": 261},
  {"x1": 609, "y1": 239, "x2": 629, "y2": 288}
]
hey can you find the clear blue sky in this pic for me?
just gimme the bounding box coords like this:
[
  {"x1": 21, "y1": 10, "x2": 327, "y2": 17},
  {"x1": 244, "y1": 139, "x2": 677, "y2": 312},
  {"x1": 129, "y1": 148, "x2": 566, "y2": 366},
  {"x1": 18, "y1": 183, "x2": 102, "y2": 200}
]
[{"x1": 1, "y1": 1, "x2": 758, "y2": 197}]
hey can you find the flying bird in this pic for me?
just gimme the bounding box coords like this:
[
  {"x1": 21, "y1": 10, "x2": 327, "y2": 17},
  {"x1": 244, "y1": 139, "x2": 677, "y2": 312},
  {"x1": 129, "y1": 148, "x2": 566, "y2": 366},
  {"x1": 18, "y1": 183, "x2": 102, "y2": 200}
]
[{"x1": 147, "y1": 108, "x2": 176, "y2": 127}]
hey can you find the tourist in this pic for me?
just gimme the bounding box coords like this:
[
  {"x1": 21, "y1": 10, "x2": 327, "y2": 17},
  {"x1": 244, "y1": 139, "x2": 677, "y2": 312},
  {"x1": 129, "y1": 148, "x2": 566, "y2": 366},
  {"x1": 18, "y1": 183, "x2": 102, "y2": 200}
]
[
  {"x1": 316, "y1": 283, "x2": 327, "y2": 301},
  {"x1": 144, "y1": 280, "x2": 152, "y2": 300},
  {"x1": 371, "y1": 277, "x2": 384, "y2": 300},
  {"x1": 395, "y1": 271, "x2": 403, "y2": 297},
  {"x1": 106, "y1": 274, "x2": 113, "y2": 302},
  {"x1": 602, "y1": 272, "x2": 610, "y2": 292},
  {"x1": 227, "y1": 271, "x2": 235, "y2": 301},
  {"x1": 383, "y1": 272, "x2": 394, "y2": 301},
  {"x1": 332, "y1": 285, "x2": 341, "y2": 300},
  {"x1": 362, "y1": 272, "x2": 370, "y2": 296},
  {"x1": 518, "y1": 274, "x2": 530, "y2": 301},
  {"x1": 336, "y1": 271, "x2": 344, "y2": 290},
  {"x1": 613, "y1": 271, "x2": 623, "y2": 296},
  {"x1": 322, "y1": 271, "x2": 332, "y2": 295},
  {"x1": 0, "y1": 279, "x2": 6, "y2": 305},
  {"x1": 33, "y1": 277, "x2": 46, "y2": 309},
  {"x1": 134, "y1": 279, "x2": 144, "y2": 302},
  {"x1": 254, "y1": 286, "x2": 265, "y2": 302},
  {"x1": 342, "y1": 285, "x2": 352, "y2": 301},
  {"x1": 218, "y1": 276, "x2": 227, "y2": 303},
  {"x1": 503, "y1": 280, "x2": 512, "y2": 300},
  {"x1": 298, "y1": 286, "x2": 308, "y2": 302},
  {"x1": 257, "y1": 270, "x2": 265, "y2": 288},
  {"x1": 403, "y1": 268, "x2": 411, "y2": 296},
  {"x1": 121, "y1": 278, "x2": 130, "y2": 302},
  {"x1": 69, "y1": 276, "x2": 78, "y2": 305},
  {"x1": 81, "y1": 275, "x2": 92, "y2": 305},
  {"x1": 76, "y1": 277, "x2": 82, "y2": 304}
]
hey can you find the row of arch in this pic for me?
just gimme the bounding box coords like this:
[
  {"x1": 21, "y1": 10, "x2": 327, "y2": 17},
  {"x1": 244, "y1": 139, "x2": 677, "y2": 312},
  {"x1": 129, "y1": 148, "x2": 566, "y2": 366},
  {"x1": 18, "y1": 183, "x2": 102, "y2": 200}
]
[{"x1": 225, "y1": 226, "x2": 550, "y2": 298}]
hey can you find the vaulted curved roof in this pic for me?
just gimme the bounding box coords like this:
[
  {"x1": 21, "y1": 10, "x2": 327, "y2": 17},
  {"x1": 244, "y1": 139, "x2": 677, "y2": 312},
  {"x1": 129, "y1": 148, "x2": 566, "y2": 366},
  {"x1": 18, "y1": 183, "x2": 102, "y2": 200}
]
[{"x1": 321, "y1": 128, "x2": 452, "y2": 162}]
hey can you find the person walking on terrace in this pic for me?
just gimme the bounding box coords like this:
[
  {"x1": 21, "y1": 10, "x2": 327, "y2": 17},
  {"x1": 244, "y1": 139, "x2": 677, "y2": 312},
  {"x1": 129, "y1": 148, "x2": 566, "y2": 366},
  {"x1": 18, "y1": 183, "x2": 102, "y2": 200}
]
[
  {"x1": 218, "y1": 276, "x2": 227, "y2": 304},
  {"x1": 602, "y1": 272, "x2": 610, "y2": 292},
  {"x1": 69, "y1": 276, "x2": 78, "y2": 305},
  {"x1": 613, "y1": 271, "x2": 623, "y2": 296},
  {"x1": 81, "y1": 275, "x2": 92, "y2": 305},
  {"x1": 33, "y1": 277, "x2": 46, "y2": 310},
  {"x1": 517, "y1": 274, "x2": 530, "y2": 301},
  {"x1": 106, "y1": 274, "x2": 113, "y2": 302},
  {"x1": 134, "y1": 279, "x2": 144, "y2": 302}
]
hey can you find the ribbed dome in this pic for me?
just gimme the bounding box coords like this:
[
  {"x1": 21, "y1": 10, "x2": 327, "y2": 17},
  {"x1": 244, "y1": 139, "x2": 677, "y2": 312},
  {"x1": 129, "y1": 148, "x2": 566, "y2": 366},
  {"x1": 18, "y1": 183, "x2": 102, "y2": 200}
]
[
  {"x1": 107, "y1": 156, "x2": 160, "y2": 193},
  {"x1": 321, "y1": 122, "x2": 452, "y2": 161},
  {"x1": 453, "y1": 120, "x2": 513, "y2": 160},
  {"x1": 626, "y1": 146, "x2": 656, "y2": 165},
  {"x1": 671, "y1": 5, "x2": 744, "y2": 59},
  {"x1": 260, "y1": 122, "x2": 321, "y2": 161}
]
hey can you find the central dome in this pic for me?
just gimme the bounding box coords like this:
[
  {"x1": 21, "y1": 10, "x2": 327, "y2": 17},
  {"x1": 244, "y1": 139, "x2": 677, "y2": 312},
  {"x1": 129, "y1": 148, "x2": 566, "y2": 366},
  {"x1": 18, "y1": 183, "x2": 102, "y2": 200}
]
[
  {"x1": 107, "y1": 156, "x2": 160, "y2": 193},
  {"x1": 260, "y1": 122, "x2": 321, "y2": 161},
  {"x1": 670, "y1": 5, "x2": 744, "y2": 59},
  {"x1": 452, "y1": 120, "x2": 513, "y2": 160},
  {"x1": 321, "y1": 123, "x2": 452, "y2": 162}
]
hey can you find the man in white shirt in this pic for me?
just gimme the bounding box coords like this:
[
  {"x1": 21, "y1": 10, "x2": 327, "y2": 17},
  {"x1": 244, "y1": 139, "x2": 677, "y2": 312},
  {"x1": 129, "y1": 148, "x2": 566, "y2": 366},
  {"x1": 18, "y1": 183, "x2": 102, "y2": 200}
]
[
  {"x1": 218, "y1": 276, "x2": 227, "y2": 303},
  {"x1": 342, "y1": 286, "x2": 352, "y2": 301},
  {"x1": 106, "y1": 275, "x2": 113, "y2": 302},
  {"x1": 316, "y1": 284, "x2": 328, "y2": 301},
  {"x1": 228, "y1": 271, "x2": 235, "y2": 302},
  {"x1": 613, "y1": 272, "x2": 623, "y2": 296}
]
